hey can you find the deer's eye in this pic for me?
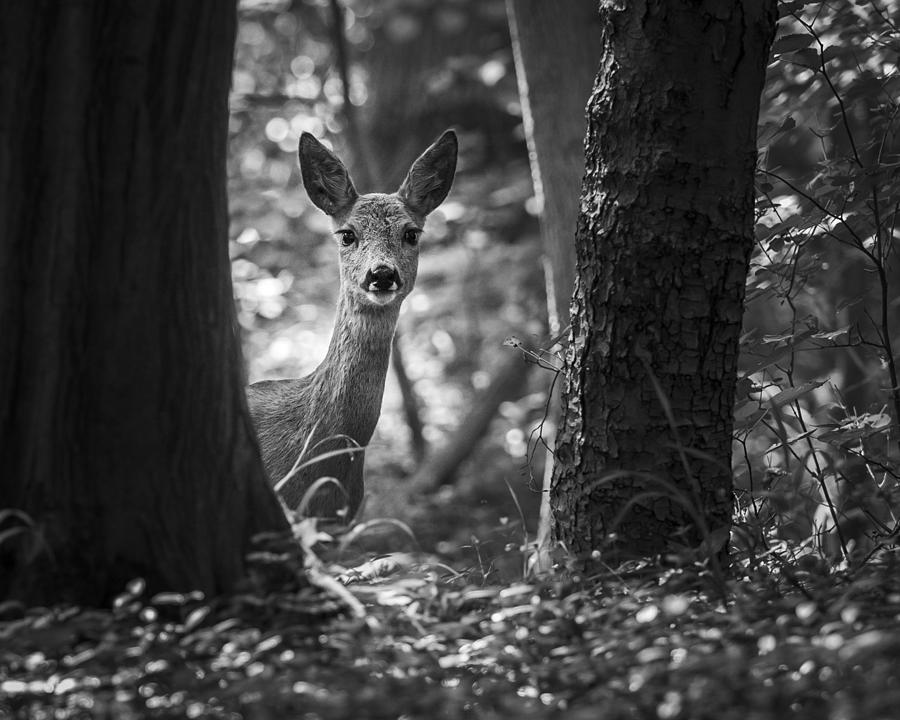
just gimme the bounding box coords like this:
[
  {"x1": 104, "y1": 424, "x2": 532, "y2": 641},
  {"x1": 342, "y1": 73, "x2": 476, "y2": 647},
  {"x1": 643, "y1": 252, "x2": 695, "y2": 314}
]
[
  {"x1": 336, "y1": 229, "x2": 356, "y2": 247},
  {"x1": 403, "y1": 228, "x2": 421, "y2": 246}
]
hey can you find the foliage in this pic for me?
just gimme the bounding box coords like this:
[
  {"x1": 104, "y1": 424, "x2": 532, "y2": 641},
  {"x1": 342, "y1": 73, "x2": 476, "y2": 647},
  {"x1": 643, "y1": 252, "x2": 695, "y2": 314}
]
[
  {"x1": 738, "y1": 0, "x2": 900, "y2": 565},
  {"x1": 228, "y1": 0, "x2": 900, "y2": 569}
]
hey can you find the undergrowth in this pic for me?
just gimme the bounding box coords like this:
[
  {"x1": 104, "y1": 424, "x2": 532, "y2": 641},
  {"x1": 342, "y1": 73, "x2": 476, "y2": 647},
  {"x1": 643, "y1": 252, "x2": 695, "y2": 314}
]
[
  {"x1": 736, "y1": 1, "x2": 900, "y2": 568},
  {"x1": 3, "y1": 518, "x2": 900, "y2": 719}
]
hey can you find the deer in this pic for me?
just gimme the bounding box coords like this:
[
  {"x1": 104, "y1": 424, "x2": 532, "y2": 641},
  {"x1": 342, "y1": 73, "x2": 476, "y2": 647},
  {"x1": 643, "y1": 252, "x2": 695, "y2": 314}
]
[{"x1": 247, "y1": 130, "x2": 457, "y2": 520}]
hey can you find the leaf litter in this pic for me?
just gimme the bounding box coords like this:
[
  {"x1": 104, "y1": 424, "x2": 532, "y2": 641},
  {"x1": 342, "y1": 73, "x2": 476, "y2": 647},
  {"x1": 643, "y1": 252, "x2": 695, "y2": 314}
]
[{"x1": 3, "y1": 533, "x2": 900, "y2": 719}]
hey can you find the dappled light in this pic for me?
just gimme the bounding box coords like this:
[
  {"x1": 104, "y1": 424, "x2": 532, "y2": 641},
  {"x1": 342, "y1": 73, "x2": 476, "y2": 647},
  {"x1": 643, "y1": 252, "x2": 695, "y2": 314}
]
[
  {"x1": 3, "y1": 0, "x2": 900, "y2": 718},
  {"x1": 229, "y1": 0, "x2": 543, "y2": 532}
]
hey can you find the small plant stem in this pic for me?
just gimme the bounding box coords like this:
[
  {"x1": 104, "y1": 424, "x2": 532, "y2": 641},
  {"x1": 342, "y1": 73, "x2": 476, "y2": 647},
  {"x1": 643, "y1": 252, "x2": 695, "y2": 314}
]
[
  {"x1": 870, "y1": 185, "x2": 900, "y2": 451},
  {"x1": 793, "y1": 12, "x2": 863, "y2": 167},
  {"x1": 784, "y1": 281, "x2": 850, "y2": 562}
]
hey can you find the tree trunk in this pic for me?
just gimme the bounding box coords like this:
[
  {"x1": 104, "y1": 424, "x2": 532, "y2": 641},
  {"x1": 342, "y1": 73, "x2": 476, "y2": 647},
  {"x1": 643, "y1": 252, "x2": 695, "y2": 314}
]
[
  {"x1": 552, "y1": 0, "x2": 777, "y2": 559},
  {"x1": 0, "y1": 0, "x2": 288, "y2": 606},
  {"x1": 507, "y1": 0, "x2": 603, "y2": 573},
  {"x1": 412, "y1": 349, "x2": 530, "y2": 490},
  {"x1": 356, "y1": 0, "x2": 528, "y2": 476},
  {"x1": 360, "y1": 0, "x2": 516, "y2": 188},
  {"x1": 507, "y1": 0, "x2": 600, "y2": 335},
  {"x1": 326, "y1": 0, "x2": 428, "y2": 460}
]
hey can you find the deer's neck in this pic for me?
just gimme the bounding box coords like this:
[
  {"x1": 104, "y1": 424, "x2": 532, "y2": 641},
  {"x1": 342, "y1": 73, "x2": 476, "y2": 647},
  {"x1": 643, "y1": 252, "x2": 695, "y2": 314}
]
[{"x1": 309, "y1": 294, "x2": 399, "y2": 439}]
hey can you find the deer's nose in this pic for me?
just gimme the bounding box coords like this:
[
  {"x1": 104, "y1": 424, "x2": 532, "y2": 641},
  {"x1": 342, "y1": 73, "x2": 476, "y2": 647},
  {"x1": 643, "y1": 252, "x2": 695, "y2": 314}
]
[{"x1": 365, "y1": 265, "x2": 401, "y2": 292}]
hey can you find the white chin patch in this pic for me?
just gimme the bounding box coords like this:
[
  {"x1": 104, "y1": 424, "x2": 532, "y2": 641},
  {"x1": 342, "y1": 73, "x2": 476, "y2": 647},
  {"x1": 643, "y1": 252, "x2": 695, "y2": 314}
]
[{"x1": 366, "y1": 290, "x2": 399, "y2": 306}]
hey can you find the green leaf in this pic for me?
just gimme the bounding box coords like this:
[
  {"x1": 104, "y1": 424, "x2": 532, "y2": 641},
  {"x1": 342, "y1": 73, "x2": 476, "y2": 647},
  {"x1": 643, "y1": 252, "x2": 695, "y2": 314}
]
[
  {"x1": 760, "y1": 324, "x2": 818, "y2": 345},
  {"x1": 743, "y1": 342, "x2": 799, "y2": 375},
  {"x1": 779, "y1": 1, "x2": 813, "y2": 16},
  {"x1": 822, "y1": 45, "x2": 841, "y2": 63},
  {"x1": 818, "y1": 416, "x2": 893, "y2": 446},
  {"x1": 768, "y1": 380, "x2": 826, "y2": 408},
  {"x1": 764, "y1": 428, "x2": 816, "y2": 454},
  {"x1": 772, "y1": 33, "x2": 815, "y2": 55},
  {"x1": 733, "y1": 407, "x2": 768, "y2": 433},
  {"x1": 757, "y1": 115, "x2": 797, "y2": 146},
  {"x1": 784, "y1": 48, "x2": 820, "y2": 67},
  {"x1": 811, "y1": 326, "x2": 849, "y2": 342}
]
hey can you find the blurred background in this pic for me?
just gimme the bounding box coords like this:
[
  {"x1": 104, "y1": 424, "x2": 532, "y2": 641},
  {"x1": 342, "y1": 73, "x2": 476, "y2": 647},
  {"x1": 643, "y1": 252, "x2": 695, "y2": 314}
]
[
  {"x1": 230, "y1": 0, "x2": 900, "y2": 571},
  {"x1": 230, "y1": 0, "x2": 546, "y2": 574}
]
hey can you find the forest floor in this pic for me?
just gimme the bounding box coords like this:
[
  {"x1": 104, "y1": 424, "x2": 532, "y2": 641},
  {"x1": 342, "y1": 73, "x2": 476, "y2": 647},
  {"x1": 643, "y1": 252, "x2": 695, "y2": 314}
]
[{"x1": 2, "y1": 521, "x2": 900, "y2": 720}]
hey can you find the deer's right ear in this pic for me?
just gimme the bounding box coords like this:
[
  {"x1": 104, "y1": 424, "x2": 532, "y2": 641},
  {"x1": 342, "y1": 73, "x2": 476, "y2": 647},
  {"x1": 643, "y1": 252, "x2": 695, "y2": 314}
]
[{"x1": 298, "y1": 133, "x2": 358, "y2": 217}]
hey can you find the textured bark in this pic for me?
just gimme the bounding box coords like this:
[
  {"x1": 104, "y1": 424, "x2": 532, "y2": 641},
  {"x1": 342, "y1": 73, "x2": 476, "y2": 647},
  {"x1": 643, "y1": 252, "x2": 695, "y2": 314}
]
[
  {"x1": 0, "y1": 0, "x2": 289, "y2": 605},
  {"x1": 552, "y1": 0, "x2": 777, "y2": 558}
]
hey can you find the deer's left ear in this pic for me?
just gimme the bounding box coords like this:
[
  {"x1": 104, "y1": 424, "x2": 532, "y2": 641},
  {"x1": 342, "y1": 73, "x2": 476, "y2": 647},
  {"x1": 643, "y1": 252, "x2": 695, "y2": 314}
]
[{"x1": 397, "y1": 130, "x2": 457, "y2": 217}]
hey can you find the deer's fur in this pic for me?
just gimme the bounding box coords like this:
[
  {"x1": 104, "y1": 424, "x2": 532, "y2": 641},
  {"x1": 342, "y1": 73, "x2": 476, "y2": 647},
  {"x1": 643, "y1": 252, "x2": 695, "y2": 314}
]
[{"x1": 248, "y1": 130, "x2": 457, "y2": 518}]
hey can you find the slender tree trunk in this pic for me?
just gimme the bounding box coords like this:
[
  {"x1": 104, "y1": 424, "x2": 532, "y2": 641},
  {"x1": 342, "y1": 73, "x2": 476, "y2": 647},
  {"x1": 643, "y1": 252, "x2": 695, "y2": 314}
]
[
  {"x1": 507, "y1": 0, "x2": 603, "y2": 572},
  {"x1": 507, "y1": 0, "x2": 600, "y2": 336},
  {"x1": 412, "y1": 349, "x2": 530, "y2": 490},
  {"x1": 327, "y1": 0, "x2": 430, "y2": 459},
  {"x1": 552, "y1": 0, "x2": 777, "y2": 559},
  {"x1": 0, "y1": 0, "x2": 288, "y2": 606},
  {"x1": 357, "y1": 0, "x2": 530, "y2": 477},
  {"x1": 360, "y1": 0, "x2": 515, "y2": 189}
]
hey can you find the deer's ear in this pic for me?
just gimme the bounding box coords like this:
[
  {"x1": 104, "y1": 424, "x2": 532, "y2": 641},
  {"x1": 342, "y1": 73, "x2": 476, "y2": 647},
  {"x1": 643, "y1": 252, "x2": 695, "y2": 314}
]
[
  {"x1": 298, "y1": 133, "x2": 358, "y2": 217},
  {"x1": 398, "y1": 130, "x2": 457, "y2": 217}
]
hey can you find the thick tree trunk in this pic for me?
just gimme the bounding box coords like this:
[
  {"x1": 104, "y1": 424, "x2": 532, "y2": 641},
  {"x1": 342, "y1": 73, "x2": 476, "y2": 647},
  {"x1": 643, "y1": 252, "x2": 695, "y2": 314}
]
[
  {"x1": 552, "y1": 1, "x2": 777, "y2": 559},
  {"x1": 0, "y1": 1, "x2": 288, "y2": 606}
]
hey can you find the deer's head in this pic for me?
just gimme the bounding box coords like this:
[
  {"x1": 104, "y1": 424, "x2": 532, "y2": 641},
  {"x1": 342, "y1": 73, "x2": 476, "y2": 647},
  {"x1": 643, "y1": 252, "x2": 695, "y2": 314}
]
[{"x1": 298, "y1": 131, "x2": 457, "y2": 311}]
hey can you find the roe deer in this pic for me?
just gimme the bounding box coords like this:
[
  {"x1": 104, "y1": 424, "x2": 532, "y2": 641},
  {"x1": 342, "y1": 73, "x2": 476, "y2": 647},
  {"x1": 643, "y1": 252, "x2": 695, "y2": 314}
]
[{"x1": 247, "y1": 130, "x2": 457, "y2": 519}]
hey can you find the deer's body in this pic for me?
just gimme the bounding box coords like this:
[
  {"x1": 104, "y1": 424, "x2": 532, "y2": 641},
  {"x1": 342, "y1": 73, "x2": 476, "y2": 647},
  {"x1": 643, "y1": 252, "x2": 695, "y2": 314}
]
[
  {"x1": 248, "y1": 133, "x2": 457, "y2": 518},
  {"x1": 248, "y1": 295, "x2": 398, "y2": 515}
]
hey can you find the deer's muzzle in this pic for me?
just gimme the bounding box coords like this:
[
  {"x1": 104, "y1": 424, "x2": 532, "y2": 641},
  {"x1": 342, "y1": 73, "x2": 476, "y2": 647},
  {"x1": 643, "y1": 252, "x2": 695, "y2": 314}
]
[{"x1": 364, "y1": 265, "x2": 402, "y2": 293}]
